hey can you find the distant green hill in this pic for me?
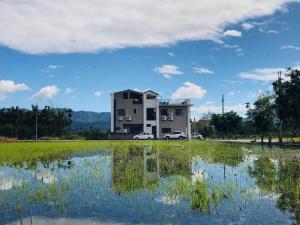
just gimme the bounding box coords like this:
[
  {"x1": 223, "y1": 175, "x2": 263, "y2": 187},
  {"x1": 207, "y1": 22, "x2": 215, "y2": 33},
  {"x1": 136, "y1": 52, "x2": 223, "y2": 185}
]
[{"x1": 71, "y1": 111, "x2": 111, "y2": 131}]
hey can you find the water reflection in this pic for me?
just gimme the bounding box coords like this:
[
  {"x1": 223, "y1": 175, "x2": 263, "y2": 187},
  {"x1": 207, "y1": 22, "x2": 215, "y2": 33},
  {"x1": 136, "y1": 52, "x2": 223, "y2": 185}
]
[
  {"x1": 249, "y1": 156, "x2": 300, "y2": 223},
  {"x1": 0, "y1": 145, "x2": 299, "y2": 225}
]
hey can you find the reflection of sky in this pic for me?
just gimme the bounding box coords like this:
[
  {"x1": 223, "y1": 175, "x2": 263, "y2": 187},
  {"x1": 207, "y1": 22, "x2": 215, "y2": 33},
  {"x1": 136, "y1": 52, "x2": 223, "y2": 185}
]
[
  {"x1": 0, "y1": 171, "x2": 23, "y2": 190},
  {"x1": 0, "y1": 151, "x2": 295, "y2": 225},
  {"x1": 5, "y1": 217, "x2": 146, "y2": 225}
]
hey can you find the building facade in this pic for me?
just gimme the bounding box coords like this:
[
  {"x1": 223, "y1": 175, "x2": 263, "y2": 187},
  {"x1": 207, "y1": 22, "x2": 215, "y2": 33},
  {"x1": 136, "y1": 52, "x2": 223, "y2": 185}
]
[{"x1": 111, "y1": 89, "x2": 192, "y2": 139}]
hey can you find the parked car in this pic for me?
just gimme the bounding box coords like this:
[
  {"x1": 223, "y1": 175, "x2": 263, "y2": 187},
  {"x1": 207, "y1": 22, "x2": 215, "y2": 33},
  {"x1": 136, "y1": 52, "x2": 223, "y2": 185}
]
[
  {"x1": 192, "y1": 133, "x2": 204, "y2": 140},
  {"x1": 164, "y1": 131, "x2": 186, "y2": 140},
  {"x1": 133, "y1": 132, "x2": 154, "y2": 140}
]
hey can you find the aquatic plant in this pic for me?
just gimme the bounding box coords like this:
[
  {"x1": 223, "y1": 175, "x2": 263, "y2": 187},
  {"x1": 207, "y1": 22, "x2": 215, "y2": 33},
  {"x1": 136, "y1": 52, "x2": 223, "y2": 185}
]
[{"x1": 191, "y1": 181, "x2": 210, "y2": 212}]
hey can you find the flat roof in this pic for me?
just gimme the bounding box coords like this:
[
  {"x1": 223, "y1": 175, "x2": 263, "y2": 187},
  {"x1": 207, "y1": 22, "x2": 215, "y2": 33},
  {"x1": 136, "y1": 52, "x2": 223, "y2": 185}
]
[
  {"x1": 113, "y1": 89, "x2": 143, "y2": 95},
  {"x1": 113, "y1": 89, "x2": 160, "y2": 96}
]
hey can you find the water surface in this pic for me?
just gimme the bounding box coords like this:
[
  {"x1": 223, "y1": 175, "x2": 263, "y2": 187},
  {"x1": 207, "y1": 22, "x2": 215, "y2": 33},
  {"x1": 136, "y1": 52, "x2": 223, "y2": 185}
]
[{"x1": 0, "y1": 144, "x2": 299, "y2": 225}]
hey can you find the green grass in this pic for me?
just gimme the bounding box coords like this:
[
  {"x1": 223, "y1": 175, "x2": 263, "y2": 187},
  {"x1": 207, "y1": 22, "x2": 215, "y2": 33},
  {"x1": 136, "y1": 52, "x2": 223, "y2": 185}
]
[{"x1": 0, "y1": 140, "x2": 246, "y2": 167}]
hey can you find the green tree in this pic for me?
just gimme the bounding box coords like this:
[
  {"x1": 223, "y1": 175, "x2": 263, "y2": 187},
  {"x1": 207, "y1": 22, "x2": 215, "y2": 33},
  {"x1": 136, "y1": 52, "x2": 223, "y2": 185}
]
[
  {"x1": 0, "y1": 106, "x2": 72, "y2": 139},
  {"x1": 210, "y1": 111, "x2": 242, "y2": 138},
  {"x1": 273, "y1": 69, "x2": 300, "y2": 142},
  {"x1": 247, "y1": 93, "x2": 276, "y2": 144}
]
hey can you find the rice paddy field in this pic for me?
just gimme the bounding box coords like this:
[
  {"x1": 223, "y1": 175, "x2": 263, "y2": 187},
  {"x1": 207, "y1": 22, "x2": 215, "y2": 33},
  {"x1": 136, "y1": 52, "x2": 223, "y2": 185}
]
[{"x1": 0, "y1": 140, "x2": 299, "y2": 225}]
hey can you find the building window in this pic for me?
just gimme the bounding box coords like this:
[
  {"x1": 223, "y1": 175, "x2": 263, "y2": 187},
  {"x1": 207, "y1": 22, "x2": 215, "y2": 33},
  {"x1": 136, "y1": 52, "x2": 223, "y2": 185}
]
[
  {"x1": 146, "y1": 94, "x2": 156, "y2": 99},
  {"x1": 134, "y1": 109, "x2": 137, "y2": 114},
  {"x1": 123, "y1": 92, "x2": 128, "y2": 99},
  {"x1": 175, "y1": 109, "x2": 183, "y2": 116},
  {"x1": 130, "y1": 92, "x2": 143, "y2": 104},
  {"x1": 116, "y1": 127, "x2": 121, "y2": 130},
  {"x1": 162, "y1": 128, "x2": 171, "y2": 133},
  {"x1": 117, "y1": 109, "x2": 126, "y2": 116},
  {"x1": 160, "y1": 109, "x2": 168, "y2": 116},
  {"x1": 147, "y1": 108, "x2": 156, "y2": 120},
  {"x1": 146, "y1": 124, "x2": 151, "y2": 127}
]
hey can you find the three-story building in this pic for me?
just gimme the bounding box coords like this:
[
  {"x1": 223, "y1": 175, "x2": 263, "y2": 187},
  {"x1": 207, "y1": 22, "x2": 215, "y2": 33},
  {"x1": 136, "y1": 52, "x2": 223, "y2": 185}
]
[{"x1": 111, "y1": 89, "x2": 192, "y2": 139}]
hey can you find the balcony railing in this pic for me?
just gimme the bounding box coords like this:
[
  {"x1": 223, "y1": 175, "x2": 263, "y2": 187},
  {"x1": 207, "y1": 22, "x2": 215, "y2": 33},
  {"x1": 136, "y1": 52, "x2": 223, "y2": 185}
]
[{"x1": 159, "y1": 99, "x2": 191, "y2": 105}]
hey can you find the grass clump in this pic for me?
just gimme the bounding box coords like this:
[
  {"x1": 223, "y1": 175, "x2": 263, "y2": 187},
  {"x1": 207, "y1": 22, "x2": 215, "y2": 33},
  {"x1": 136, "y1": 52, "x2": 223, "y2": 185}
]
[{"x1": 191, "y1": 181, "x2": 211, "y2": 212}]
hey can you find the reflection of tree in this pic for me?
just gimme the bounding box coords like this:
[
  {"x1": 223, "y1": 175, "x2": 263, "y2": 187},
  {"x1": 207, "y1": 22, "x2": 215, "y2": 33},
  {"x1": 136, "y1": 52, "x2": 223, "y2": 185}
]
[
  {"x1": 196, "y1": 143, "x2": 245, "y2": 167},
  {"x1": 112, "y1": 145, "x2": 145, "y2": 193},
  {"x1": 248, "y1": 157, "x2": 277, "y2": 192},
  {"x1": 276, "y1": 162, "x2": 300, "y2": 224},
  {"x1": 249, "y1": 157, "x2": 300, "y2": 224},
  {"x1": 159, "y1": 148, "x2": 191, "y2": 177}
]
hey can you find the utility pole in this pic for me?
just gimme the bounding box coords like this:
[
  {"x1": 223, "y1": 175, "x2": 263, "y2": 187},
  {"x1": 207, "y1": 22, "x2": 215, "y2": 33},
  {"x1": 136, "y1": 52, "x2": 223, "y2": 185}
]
[
  {"x1": 35, "y1": 105, "x2": 38, "y2": 141},
  {"x1": 222, "y1": 94, "x2": 224, "y2": 115},
  {"x1": 278, "y1": 71, "x2": 283, "y2": 144}
]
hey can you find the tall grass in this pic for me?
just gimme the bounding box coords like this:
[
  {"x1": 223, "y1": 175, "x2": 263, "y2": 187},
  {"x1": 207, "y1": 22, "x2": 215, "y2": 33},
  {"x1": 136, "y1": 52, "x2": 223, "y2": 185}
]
[{"x1": 0, "y1": 140, "x2": 244, "y2": 167}]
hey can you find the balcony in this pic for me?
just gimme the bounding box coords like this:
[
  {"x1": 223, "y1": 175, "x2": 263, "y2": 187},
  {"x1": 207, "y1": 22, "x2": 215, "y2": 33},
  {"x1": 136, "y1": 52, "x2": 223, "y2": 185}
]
[
  {"x1": 159, "y1": 99, "x2": 191, "y2": 106},
  {"x1": 125, "y1": 116, "x2": 132, "y2": 121}
]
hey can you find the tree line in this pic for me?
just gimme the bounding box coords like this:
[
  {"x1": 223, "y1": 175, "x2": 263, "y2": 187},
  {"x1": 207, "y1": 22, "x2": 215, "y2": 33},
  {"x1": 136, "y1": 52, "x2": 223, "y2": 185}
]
[
  {"x1": 192, "y1": 69, "x2": 300, "y2": 143},
  {"x1": 0, "y1": 106, "x2": 72, "y2": 139}
]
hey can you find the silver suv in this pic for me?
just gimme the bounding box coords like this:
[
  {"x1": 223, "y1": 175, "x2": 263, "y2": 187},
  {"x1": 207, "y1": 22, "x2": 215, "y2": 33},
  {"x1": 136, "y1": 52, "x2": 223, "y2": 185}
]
[{"x1": 163, "y1": 131, "x2": 186, "y2": 140}]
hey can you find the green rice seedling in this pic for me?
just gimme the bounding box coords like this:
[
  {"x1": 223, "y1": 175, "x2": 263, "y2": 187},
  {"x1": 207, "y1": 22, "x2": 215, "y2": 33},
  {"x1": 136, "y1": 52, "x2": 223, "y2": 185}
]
[
  {"x1": 211, "y1": 183, "x2": 232, "y2": 214},
  {"x1": 191, "y1": 181, "x2": 211, "y2": 213}
]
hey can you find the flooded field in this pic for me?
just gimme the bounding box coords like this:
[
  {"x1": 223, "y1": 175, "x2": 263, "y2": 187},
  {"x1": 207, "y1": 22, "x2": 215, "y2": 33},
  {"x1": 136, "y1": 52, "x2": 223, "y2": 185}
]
[{"x1": 0, "y1": 141, "x2": 299, "y2": 225}]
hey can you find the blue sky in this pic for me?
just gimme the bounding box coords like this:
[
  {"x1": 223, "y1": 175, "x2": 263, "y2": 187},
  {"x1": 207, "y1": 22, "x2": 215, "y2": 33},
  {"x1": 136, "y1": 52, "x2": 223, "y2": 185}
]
[{"x1": 0, "y1": 1, "x2": 300, "y2": 117}]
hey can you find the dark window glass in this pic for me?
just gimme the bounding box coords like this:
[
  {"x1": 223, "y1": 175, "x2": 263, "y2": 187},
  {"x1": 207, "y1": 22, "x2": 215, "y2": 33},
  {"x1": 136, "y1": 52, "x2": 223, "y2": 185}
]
[
  {"x1": 175, "y1": 109, "x2": 183, "y2": 116},
  {"x1": 162, "y1": 128, "x2": 171, "y2": 133},
  {"x1": 160, "y1": 109, "x2": 168, "y2": 116},
  {"x1": 146, "y1": 124, "x2": 151, "y2": 127},
  {"x1": 130, "y1": 92, "x2": 143, "y2": 104},
  {"x1": 116, "y1": 127, "x2": 120, "y2": 130},
  {"x1": 146, "y1": 95, "x2": 156, "y2": 99},
  {"x1": 123, "y1": 92, "x2": 128, "y2": 99},
  {"x1": 117, "y1": 109, "x2": 125, "y2": 116},
  {"x1": 134, "y1": 109, "x2": 137, "y2": 114},
  {"x1": 147, "y1": 108, "x2": 156, "y2": 120}
]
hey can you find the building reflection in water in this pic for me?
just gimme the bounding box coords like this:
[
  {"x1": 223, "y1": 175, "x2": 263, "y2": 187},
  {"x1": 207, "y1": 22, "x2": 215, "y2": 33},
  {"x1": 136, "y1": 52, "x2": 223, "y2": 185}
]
[{"x1": 111, "y1": 145, "x2": 194, "y2": 193}]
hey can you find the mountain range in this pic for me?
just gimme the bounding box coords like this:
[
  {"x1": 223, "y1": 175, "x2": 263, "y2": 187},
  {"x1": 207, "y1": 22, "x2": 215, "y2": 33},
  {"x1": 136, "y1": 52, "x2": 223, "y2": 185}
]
[{"x1": 71, "y1": 111, "x2": 111, "y2": 131}]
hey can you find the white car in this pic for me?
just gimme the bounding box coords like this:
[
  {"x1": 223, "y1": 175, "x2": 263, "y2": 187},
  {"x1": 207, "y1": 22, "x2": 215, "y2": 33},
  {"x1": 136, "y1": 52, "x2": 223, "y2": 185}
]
[
  {"x1": 133, "y1": 132, "x2": 154, "y2": 140},
  {"x1": 192, "y1": 133, "x2": 204, "y2": 140},
  {"x1": 164, "y1": 131, "x2": 186, "y2": 140}
]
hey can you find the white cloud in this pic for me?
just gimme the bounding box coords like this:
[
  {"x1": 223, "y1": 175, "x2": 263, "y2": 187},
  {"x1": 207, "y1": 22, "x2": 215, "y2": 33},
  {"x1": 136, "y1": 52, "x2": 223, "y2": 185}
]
[
  {"x1": 0, "y1": 0, "x2": 297, "y2": 54},
  {"x1": 247, "y1": 89, "x2": 263, "y2": 98},
  {"x1": 224, "y1": 44, "x2": 239, "y2": 49},
  {"x1": 167, "y1": 52, "x2": 175, "y2": 57},
  {"x1": 0, "y1": 80, "x2": 29, "y2": 100},
  {"x1": 171, "y1": 82, "x2": 207, "y2": 100},
  {"x1": 281, "y1": 45, "x2": 300, "y2": 50},
  {"x1": 224, "y1": 30, "x2": 242, "y2": 37},
  {"x1": 235, "y1": 48, "x2": 244, "y2": 56},
  {"x1": 192, "y1": 102, "x2": 246, "y2": 114},
  {"x1": 48, "y1": 64, "x2": 63, "y2": 70},
  {"x1": 64, "y1": 87, "x2": 75, "y2": 94},
  {"x1": 239, "y1": 67, "x2": 285, "y2": 81},
  {"x1": 241, "y1": 22, "x2": 255, "y2": 30},
  {"x1": 94, "y1": 91, "x2": 103, "y2": 97},
  {"x1": 30, "y1": 85, "x2": 60, "y2": 102},
  {"x1": 265, "y1": 29, "x2": 279, "y2": 34},
  {"x1": 193, "y1": 67, "x2": 214, "y2": 75},
  {"x1": 154, "y1": 65, "x2": 183, "y2": 78}
]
